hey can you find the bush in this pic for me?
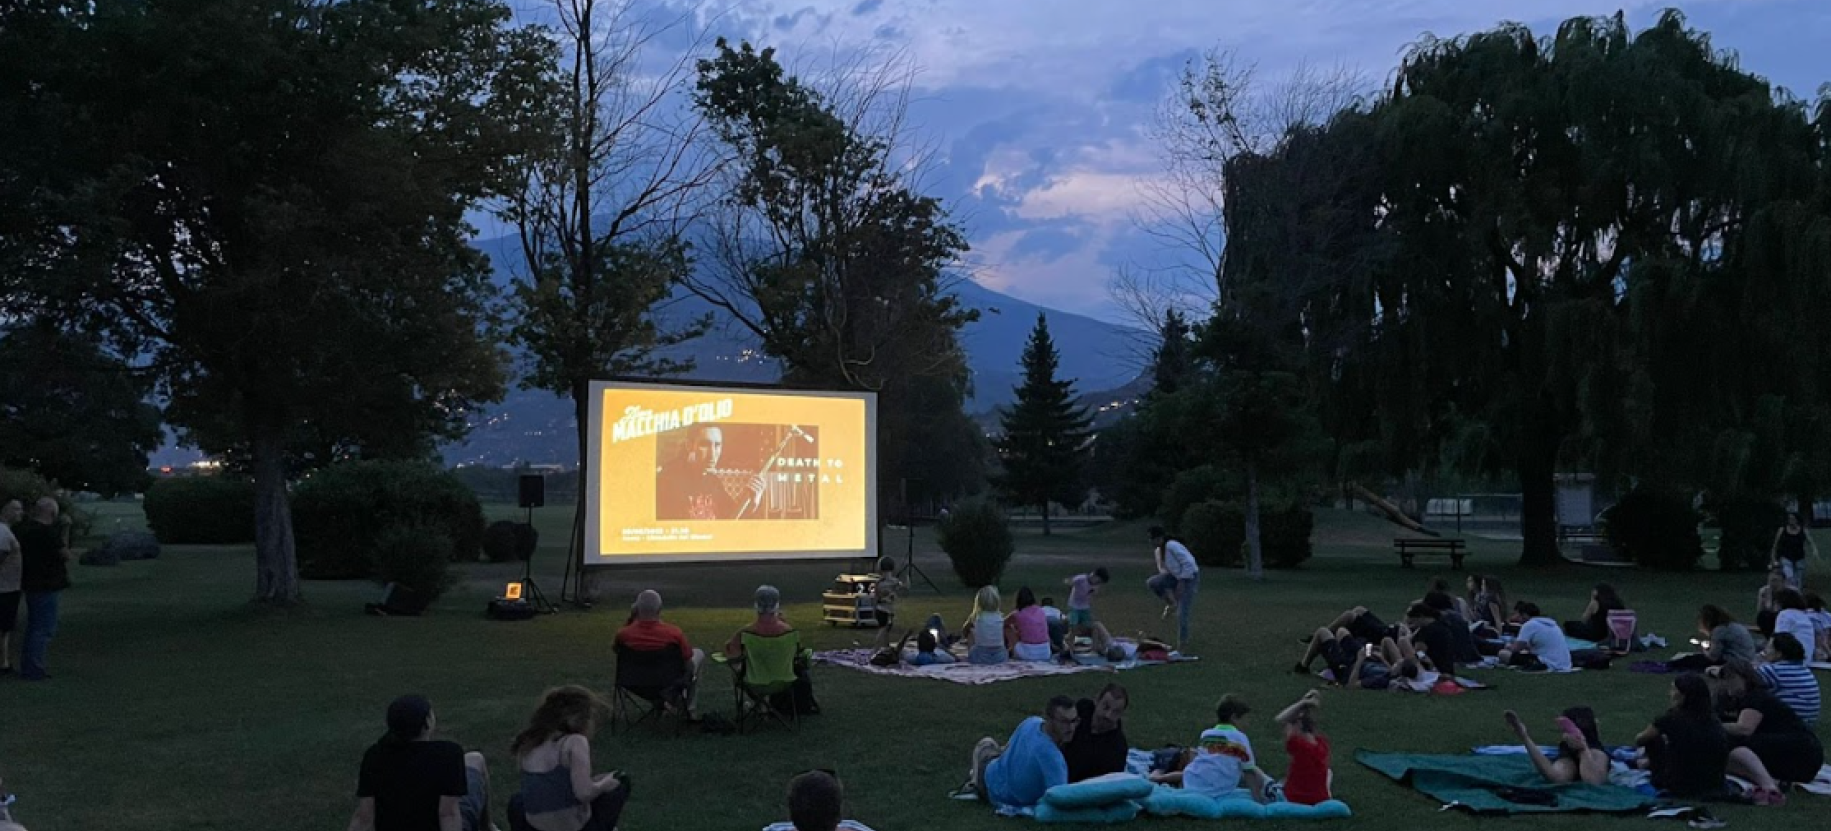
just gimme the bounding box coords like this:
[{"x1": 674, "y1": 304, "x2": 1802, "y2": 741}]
[
  {"x1": 482, "y1": 520, "x2": 538, "y2": 563},
  {"x1": 1181, "y1": 501, "x2": 1244, "y2": 568},
  {"x1": 1175, "y1": 501, "x2": 1314, "y2": 569},
  {"x1": 938, "y1": 499, "x2": 1015, "y2": 588},
  {"x1": 1712, "y1": 495, "x2": 1787, "y2": 572},
  {"x1": 293, "y1": 461, "x2": 486, "y2": 580},
  {"x1": 372, "y1": 524, "x2": 458, "y2": 602},
  {"x1": 1158, "y1": 465, "x2": 1235, "y2": 531},
  {"x1": 141, "y1": 477, "x2": 256, "y2": 544},
  {"x1": 0, "y1": 467, "x2": 91, "y2": 541},
  {"x1": 1604, "y1": 487, "x2": 1704, "y2": 570}
]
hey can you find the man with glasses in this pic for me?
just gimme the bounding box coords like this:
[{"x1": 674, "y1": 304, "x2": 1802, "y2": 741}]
[{"x1": 969, "y1": 696, "x2": 1079, "y2": 809}]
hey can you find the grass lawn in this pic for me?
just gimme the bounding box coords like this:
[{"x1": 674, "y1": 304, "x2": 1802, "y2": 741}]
[{"x1": 5, "y1": 505, "x2": 1829, "y2": 831}]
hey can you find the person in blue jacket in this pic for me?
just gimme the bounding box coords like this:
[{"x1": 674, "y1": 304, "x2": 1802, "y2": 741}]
[{"x1": 971, "y1": 696, "x2": 1080, "y2": 808}]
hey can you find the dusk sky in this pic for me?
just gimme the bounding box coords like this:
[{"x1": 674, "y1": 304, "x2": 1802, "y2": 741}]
[{"x1": 562, "y1": 1, "x2": 1831, "y2": 323}]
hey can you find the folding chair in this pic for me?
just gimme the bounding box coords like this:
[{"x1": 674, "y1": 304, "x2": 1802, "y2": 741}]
[
  {"x1": 610, "y1": 641, "x2": 689, "y2": 736},
  {"x1": 722, "y1": 630, "x2": 811, "y2": 734}
]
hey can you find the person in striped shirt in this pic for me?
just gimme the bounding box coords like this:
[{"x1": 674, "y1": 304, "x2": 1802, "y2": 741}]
[{"x1": 1757, "y1": 633, "x2": 1820, "y2": 726}]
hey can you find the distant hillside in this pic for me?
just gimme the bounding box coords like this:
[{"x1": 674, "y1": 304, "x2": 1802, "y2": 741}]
[{"x1": 157, "y1": 233, "x2": 1147, "y2": 467}]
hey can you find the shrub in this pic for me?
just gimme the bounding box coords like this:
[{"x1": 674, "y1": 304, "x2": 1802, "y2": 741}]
[
  {"x1": 482, "y1": 520, "x2": 538, "y2": 563},
  {"x1": 1175, "y1": 501, "x2": 1313, "y2": 569},
  {"x1": 141, "y1": 477, "x2": 256, "y2": 544},
  {"x1": 938, "y1": 499, "x2": 1015, "y2": 588},
  {"x1": 1604, "y1": 487, "x2": 1704, "y2": 570},
  {"x1": 1180, "y1": 501, "x2": 1244, "y2": 568},
  {"x1": 1712, "y1": 495, "x2": 1787, "y2": 572},
  {"x1": 372, "y1": 524, "x2": 458, "y2": 602},
  {"x1": 0, "y1": 467, "x2": 91, "y2": 541},
  {"x1": 293, "y1": 461, "x2": 486, "y2": 580},
  {"x1": 1158, "y1": 465, "x2": 1234, "y2": 531}
]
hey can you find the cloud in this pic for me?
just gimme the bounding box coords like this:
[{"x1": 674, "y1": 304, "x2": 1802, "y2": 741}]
[{"x1": 851, "y1": 0, "x2": 883, "y2": 15}]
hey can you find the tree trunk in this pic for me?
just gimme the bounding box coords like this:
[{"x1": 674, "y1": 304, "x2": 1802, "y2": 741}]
[
  {"x1": 1245, "y1": 458, "x2": 1264, "y2": 580},
  {"x1": 1517, "y1": 440, "x2": 1562, "y2": 568},
  {"x1": 1041, "y1": 499, "x2": 1052, "y2": 536},
  {"x1": 571, "y1": 379, "x2": 591, "y2": 601},
  {"x1": 251, "y1": 426, "x2": 301, "y2": 605}
]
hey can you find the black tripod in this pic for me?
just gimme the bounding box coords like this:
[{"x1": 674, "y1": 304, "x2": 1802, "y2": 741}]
[
  {"x1": 896, "y1": 477, "x2": 940, "y2": 593},
  {"x1": 520, "y1": 503, "x2": 556, "y2": 614}
]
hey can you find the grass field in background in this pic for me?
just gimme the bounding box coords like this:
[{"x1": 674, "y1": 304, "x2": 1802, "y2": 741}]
[{"x1": 4, "y1": 505, "x2": 1829, "y2": 831}]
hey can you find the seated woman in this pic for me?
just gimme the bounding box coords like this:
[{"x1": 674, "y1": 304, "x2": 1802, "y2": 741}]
[
  {"x1": 1804, "y1": 593, "x2": 1831, "y2": 659},
  {"x1": 1756, "y1": 633, "x2": 1820, "y2": 727},
  {"x1": 1501, "y1": 707, "x2": 1609, "y2": 784},
  {"x1": 1755, "y1": 568, "x2": 1786, "y2": 634},
  {"x1": 1427, "y1": 576, "x2": 1474, "y2": 621},
  {"x1": 1634, "y1": 674, "x2": 1733, "y2": 801},
  {"x1": 1671, "y1": 605, "x2": 1757, "y2": 670},
  {"x1": 508, "y1": 686, "x2": 628, "y2": 831},
  {"x1": 1770, "y1": 589, "x2": 1818, "y2": 663},
  {"x1": 1467, "y1": 575, "x2": 1509, "y2": 635},
  {"x1": 1710, "y1": 660, "x2": 1823, "y2": 796},
  {"x1": 1562, "y1": 583, "x2": 1625, "y2": 641},
  {"x1": 1006, "y1": 587, "x2": 1054, "y2": 662},
  {"x1": 961, "y1": 585, "x2": 1010, "y2": 665}
]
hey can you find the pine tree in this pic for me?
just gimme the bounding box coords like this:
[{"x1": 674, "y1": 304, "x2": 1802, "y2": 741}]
[{"x1": 996, "y1": 314, "x2": 1095, "y2": 535}]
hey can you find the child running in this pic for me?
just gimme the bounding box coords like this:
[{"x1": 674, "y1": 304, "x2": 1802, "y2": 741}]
[
  {"x1": 1277, "y1": 691, "x2": 1332, "y2": 805},
  {"x1": 1062, "y1": 568, "x2": 1109, "y2": 652}
]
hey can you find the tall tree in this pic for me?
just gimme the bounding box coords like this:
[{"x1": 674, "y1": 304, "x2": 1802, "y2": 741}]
[
  {"x1": 995, "y1": 314, "x2": 1094, "y2": 535},
  {"x1": 0, "y1": 0, "x2": 554, "y2": 602},
  {"x1": 0, "y1": 325, "x2": 161, "y2": 496},
  {"x1": 499, "y1": 0, "x2": 715, "y2": 577},
  {"x1": 687, "y1": 39, "x2": 982, "y2": 507}
]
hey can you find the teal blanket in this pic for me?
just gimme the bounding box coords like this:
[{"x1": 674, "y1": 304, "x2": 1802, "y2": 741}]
[{"x1": 1356, "y1": 750, "x2": 1657, "y2": 815}]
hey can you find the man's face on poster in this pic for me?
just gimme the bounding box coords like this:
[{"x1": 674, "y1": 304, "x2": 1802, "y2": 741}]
[{"x1": 690, "y1": 426, "x2": 723, "y2": 470}]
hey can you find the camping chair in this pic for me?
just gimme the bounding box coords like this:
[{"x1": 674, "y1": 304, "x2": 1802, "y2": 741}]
[
  {"x1": 719, "y1": 630, "x2": 811, "y2": 734},
  {"x1": 1606, "y1": 610, "x2": 1638, "y2": 653},
  {"x1": 611, "y1": 641, "x2": 690, "y2": 736}
]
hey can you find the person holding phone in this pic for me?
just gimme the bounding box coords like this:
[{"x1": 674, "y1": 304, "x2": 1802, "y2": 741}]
[{"x1": 507, "y1": 687, "x2": 629, "y2": 831}]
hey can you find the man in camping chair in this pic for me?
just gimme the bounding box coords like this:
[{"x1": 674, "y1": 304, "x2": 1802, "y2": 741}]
[
  {"x1": 612, "y1": 590, "x2": 707, "y2": 728},
  {"x1": 720, "y1": 585, "x2": 817, "y2": 731}
]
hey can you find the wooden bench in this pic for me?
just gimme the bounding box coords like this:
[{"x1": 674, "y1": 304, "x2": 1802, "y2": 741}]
[{"x1": 1393, "y1": 537, "x2": 1467, "y2": 570}]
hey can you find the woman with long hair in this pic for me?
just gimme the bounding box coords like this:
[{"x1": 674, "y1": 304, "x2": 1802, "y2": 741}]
[
  {"x1": 1007, "y1": 587, "x2": 1053, "y2": 661},
  {"x1": 1501, "y1": 706, "x2": 1609, "y2": 784},
  {"x1": 1710, "y1": 660, "x2": 1823, "y2": 800},
  {"x1": 1470, "y1": 575, "x2": 1508, "y2": 632},
  {"x1": 1563, "y1": 583, "x2": 1625, "y2": 641},
  {"x1": 1634, "y1": 673, "x2": 1733, "y2": 800},
  {"x1": 963, "y1": 585, "x2": 1009, "y2": 665},
  {"x1": 507, "y1": 686, "x2": 628, "y2": 831},
  {"x1": 1769, "y1": 512, "x2": 1818, "y2": 590}
]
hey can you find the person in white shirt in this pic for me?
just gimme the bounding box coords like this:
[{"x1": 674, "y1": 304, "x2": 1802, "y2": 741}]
[
  {"x1": 1148, "y1": 527, "x2": 1201, "y2": 652},
  {"x1": 1499, "y1": 602, "x2": 1574, "y2": 672},
  {"x1": 0, "y1": 499, "x2": 24, "y2": 675}
]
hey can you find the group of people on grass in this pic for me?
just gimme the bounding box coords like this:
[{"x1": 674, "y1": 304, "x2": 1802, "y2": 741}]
[
  {"x1": 1292, "y1": 558, "x2": 1827, "y2": 808},
  {"x1": 966, "y1": 686, "x2": 1333, "y2": 810},
  {"x1": 872, "y1": 526, "x2": 1202, "y2": 667},
  {"x1": 0, "y1": 497, "x2": 73, "y2": 682}
]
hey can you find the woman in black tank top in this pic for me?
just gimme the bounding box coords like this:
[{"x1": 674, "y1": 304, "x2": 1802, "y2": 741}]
[{"x1": 1770, "y1": 513, "x2": 1818, "y2": 590}]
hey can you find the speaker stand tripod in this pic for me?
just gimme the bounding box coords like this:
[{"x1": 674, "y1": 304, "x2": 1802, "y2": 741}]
[
  {"x1": 520, "y1": 504, "x2": 556, "y2": 614},
  {"x1": 898, "y1": 518, "x2": 941, "y2": 593}
]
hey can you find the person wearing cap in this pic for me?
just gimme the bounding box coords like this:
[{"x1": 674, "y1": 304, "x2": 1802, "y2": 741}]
[
  {"x1": 347, "y1": 695, "x2": 495, "y2": 831},
  {"x1": 1150, "y1": 695, "x2": 1268, "y2": 802},
  {"x1": 1146, "y1": 526, "x2": 1201, "y2": 652},
  {"x1": 724, "y1": 584, "x2": 795, "y2": 659}
]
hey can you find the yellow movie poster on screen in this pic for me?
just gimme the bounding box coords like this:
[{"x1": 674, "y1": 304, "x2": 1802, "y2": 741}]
[{"x1": 584, "y1": 381, "x2": 877, "y2": 563}]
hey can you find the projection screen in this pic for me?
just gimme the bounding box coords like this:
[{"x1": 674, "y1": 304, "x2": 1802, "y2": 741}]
[{"x1": 584, "y1": 380, "x2": 878, "y2": 564}]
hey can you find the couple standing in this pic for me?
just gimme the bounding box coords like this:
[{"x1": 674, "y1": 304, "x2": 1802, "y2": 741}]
[{"x1": 1146, "y1": 526, "x2": 1200, "y2": 653}]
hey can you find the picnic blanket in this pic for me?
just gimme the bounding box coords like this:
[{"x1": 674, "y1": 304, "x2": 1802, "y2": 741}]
[
  {"x1": 815, "y1": 648, "x2": 1193, "y2": 685},
  {"x1": 1314, "y1": 668, "x2": 1492, "y2": 692},
  {"x1": 1356, "y1": 750, "x2": 1659, "y2": 814}
]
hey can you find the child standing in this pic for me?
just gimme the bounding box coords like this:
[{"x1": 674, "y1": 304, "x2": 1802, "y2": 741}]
[
  {"x1": 1277, "y1": 691, "x2": 1332, "y2": 805},
  {"x1": 873, "y1": 557, "x2": 905, "y2": 649},
  {"x1": 1063, "y1": 568, "x2": 1109, "y2": 644}
]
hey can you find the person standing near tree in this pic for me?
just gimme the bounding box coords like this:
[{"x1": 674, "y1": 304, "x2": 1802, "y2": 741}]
[
  {"x1": 1147, "y1": 527, "x2": 1200, "y2": 652},
  {"x1": 1770, "y1": 513, "x2": 1819, "y2": 591},
  {"x1": 0, "y1": 499, "x2": 23, "y2": 675},
  {"x1": 16, "y1": 498, "x2": 71, "y2": 682}
]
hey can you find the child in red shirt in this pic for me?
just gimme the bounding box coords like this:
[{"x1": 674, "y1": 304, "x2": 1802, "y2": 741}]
[{"x1": 1277, "y1": 690, "x2": 1332, "y2": 805}]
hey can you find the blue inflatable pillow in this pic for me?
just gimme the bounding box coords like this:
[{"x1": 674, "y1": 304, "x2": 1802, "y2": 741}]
[
  {"x1": 1034, "y1": 801, "x2": 1140, "y2": 824},
  {"x1": 1140, "y1": 786, "x2": 1353, "y2": 820},
  {"x1": 1040, "y1": 774, "x2": 1155, "y2": 809}
]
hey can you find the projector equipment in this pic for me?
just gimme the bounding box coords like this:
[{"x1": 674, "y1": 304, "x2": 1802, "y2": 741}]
[
  {"x1": 518, "y1": 474, "x2": 545, "y2": 509},
  {"x1": 487, "y1": 596, "x2": 536, "y2": 621}
]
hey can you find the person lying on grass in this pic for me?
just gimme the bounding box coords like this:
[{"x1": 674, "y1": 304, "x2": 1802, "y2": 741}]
[
  {"x1": 969, "y1": 695, "x2": 1078, "y2": 808},
  {"x1": 1276, "y1": 691, "x2": 1332, "y2": 806},
  {"x1": 1062, "y1": 683, "x2": 1130, "y2": 783},
  {"x1": 1149, "y1": 695, "x2": 1269, "y2": 802},
  {"x1": 1293, "y1": 626, "x2": 1432, "y2": 691},
  {"x1": 1501, "y1": 706, "x2": 1609, "y2": 785}
]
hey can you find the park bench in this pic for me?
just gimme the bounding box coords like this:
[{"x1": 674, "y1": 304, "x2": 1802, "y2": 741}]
[{"x1": 1393, "y1": 537, "x2": 1467, "y2": 570}]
